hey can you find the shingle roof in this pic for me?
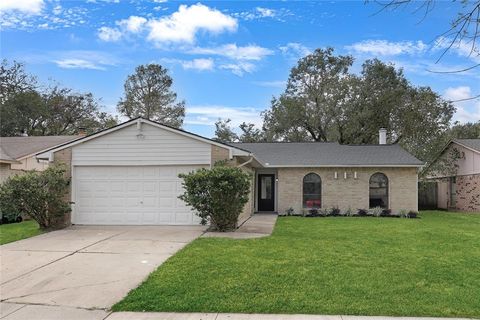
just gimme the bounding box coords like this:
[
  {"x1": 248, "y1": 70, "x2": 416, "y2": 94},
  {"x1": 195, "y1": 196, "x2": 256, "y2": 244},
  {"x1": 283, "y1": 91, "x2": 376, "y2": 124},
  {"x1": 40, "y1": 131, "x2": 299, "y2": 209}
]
[
  {"x1": 230, "y1": 142, "x2": 424, "y2": 167},
  {"x1": 0, "y1": 145, "x2": 18, "y2": 163},
  {"x1": 454, "y1": 139, "x2": 480, "y2": 153},
  {"x1": 0, "y1": 136, "x2": 81, "y2": 160}
]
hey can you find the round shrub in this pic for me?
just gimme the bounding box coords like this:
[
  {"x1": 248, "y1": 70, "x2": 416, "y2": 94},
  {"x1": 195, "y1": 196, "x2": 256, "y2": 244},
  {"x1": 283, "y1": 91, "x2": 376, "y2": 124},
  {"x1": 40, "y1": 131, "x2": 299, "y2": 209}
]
[{"x1": 178, "y1": 165, "x2": 251, "y2": 232}]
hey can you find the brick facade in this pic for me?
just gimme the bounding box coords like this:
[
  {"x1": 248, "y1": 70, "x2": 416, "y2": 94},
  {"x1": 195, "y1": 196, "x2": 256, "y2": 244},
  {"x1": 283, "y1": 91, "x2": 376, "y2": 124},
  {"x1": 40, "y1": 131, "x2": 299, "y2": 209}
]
[
  {"x1": 277, "y1": 167, "x2": 418, "y2": 214},
  {"x1": 455, "y1": 174, "x2": 480, "y2": 212},
  {"x1": 53, "y1": 148, "x2": 73, "y2": 228}
]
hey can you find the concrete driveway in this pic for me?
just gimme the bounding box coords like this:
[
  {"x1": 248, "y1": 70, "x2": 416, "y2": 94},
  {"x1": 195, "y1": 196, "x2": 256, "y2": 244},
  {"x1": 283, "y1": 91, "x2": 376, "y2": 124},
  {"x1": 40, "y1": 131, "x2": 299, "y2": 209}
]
[{"x1": 0, "y1": 225, "x2": 206, "y2": 319}]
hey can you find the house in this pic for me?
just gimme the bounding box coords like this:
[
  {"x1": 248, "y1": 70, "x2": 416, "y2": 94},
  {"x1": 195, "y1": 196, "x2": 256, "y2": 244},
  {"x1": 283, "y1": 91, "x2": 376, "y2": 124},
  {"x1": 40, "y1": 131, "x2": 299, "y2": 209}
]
[
  {"x1": 36, "y1": 118, "x2": 423, "y2": 226},
  {"x1": 425, "y1": 139, "x2": 480, "y2": 212},
  {"x1": 0, "y1": 135, "x2": 81, "y2": 183}
]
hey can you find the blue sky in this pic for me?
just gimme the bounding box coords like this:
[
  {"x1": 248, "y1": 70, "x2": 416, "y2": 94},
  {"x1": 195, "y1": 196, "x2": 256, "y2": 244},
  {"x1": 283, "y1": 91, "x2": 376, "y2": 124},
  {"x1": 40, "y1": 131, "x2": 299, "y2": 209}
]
[{"x1": 1, "y1": 0, "x2": 479, "y2": 138}]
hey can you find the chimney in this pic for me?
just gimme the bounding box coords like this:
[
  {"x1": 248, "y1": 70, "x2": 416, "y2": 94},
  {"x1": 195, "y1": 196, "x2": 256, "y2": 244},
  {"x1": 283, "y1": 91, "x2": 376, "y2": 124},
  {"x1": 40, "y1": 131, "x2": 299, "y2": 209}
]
[
  {"x1": 78, "y1": 127, "x2": 87, "y2": 136},
  {"x1": 379, "y1": 128, "x2": 387, "y2": 145}
]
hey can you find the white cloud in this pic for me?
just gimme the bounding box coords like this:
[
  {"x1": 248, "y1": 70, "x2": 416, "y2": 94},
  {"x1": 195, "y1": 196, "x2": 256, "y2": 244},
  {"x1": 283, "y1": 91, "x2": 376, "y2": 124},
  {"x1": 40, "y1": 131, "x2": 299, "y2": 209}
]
[
  {"x1": 52, "y1": 50, "x2": 119, "y2": 70},
  {"x1": 256, "y1": 7, "x2": 276, "y2": 18},
  {"x1": 444, "y1": 86, "x2": 472, "y2": 102},
  {"x1": 346, "y1": 40, "x2": 428, "y2": 56},
  {"x1": 219, "y1": 62, "x2": 255, "y2": 76},
  {"x1": 444, "y1": 86, "x2": 480, "y2": 123},
  {"x1": 98, "y1": 26, "x2": 122, "y2": 42},
  {"x1": 192, "y1": 44, "x2": 273, "y2": 61},
  {"x1": 54, "y1": 59, "x2": 107, "y2": 70},
  {"x1": 279, "y1": 42, "x2": 311, "y2": 59},
  {"x1": 0, "y1": 0, "x2": 44, "y2": 14},
  {"x1": 147, "y1": 3, "x2": 237, "y2": 44},
  {"x1": 185, "y1": 105, "x2": 263, "y2": 127},
  {"x1": 181, "y1": 58, "x2": 214, "y2": 71},
  {"x1": 160, "y1": 58, "x2": 214, "y2": 71},
  {"x1": 117, "y1": 16, "x2": 146, "y2": 33},
  {"x1": 434, "y1": 37, "x2": 480, "y2": 63}
]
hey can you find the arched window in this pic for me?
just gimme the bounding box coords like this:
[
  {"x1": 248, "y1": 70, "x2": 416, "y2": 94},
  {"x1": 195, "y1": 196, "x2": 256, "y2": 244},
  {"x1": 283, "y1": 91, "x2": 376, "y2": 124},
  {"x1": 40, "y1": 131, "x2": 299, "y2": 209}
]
[
  {"x1": 369, "y1": 173, "x2": 388, "y2": 208},
  {"x1": 303, "y1": 173, "x2": 321, "y2": 208}
]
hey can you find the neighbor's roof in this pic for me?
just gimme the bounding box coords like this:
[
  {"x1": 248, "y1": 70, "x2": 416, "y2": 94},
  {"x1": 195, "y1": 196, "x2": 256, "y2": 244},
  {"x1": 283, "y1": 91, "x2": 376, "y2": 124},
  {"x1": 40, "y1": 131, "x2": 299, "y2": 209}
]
[
  {"x1": 230, "y1": 142, "x2": 424, "y2": 167},
  {"x1": 0, "y1": 135, "x2": 81, "y2": 160},
  {"x1": 453, "y1": 139, "x2": 480, "y2": 153},
  {"x1": 0, "y1": 145, "x2": 19, "y2": 163}
]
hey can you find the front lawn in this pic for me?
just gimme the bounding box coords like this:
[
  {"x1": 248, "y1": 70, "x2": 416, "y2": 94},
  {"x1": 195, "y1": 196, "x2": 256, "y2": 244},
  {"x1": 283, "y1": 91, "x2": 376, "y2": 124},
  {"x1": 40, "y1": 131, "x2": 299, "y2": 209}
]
[
  {"x1": 113, "y1": 211, "x2": 480, "y2": 317},
  {"x1": 0, "y1": 220, "x2": 43, "y2": 245}
]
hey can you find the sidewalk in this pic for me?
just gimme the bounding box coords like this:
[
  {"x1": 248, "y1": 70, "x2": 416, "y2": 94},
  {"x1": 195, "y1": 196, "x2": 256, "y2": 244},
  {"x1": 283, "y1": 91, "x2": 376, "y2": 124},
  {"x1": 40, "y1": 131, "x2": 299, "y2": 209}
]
[
  {"x1": 108, "y1": 312, "x2": 475, "y2": 320},
  {"x1": 202, "y1": 213, "x2": 278, "y2": 239}
]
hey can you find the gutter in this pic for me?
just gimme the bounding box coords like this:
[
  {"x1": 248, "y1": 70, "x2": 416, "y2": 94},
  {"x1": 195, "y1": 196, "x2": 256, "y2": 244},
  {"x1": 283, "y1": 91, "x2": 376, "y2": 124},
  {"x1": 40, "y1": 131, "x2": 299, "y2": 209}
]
[{"x1": 237, "y1": 155, "x2": 254, "y2": 168}]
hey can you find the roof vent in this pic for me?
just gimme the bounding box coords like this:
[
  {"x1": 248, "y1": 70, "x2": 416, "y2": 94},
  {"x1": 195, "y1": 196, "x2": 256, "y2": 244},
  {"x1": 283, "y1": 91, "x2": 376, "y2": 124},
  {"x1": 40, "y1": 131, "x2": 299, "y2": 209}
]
[{"x1": 379, "y1": 128, "x2": 387, "y2": 145}]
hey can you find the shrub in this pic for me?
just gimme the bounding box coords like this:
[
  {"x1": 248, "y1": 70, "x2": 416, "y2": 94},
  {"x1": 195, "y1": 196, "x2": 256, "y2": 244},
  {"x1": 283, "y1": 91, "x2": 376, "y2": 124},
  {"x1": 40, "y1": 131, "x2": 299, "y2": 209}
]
[
  {"x1": 341, "y1": 207, "x2": 353, "y2": 216},
  {"x1": 178, "y1": 165, "x2": 251, "y2": 232},
  {"x1": 0, "y1": 164, "x2": 71, "y2": 230},
  {"x1": 357, "y1": 208, "x2": 368, "y2": 216},
  {"x1": 285, "y1": 207, "x2": 295, "y2": 216},
  {"x1": 399, "y1": 209, "x2": 408, "y2": 218},
  {"x1": 370, "y1": 206, "x2": 383, "y2": 217},
  {"x1": 407, "y1": 211, "x2": 418, "y2": 218},
  {"x1": 330, "y1": 207, "x2": 341, "y2": 216},
  {"x1": 381, "y1": 209, "x2": 392, "y2": 217}
]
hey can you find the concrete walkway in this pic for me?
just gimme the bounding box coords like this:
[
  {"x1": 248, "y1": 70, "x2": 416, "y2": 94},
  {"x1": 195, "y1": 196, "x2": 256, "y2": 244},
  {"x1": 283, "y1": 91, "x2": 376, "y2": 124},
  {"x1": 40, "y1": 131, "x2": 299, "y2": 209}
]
[
  {"x1": 202, "y1": 213, "x2": 278, "y2": 239},
  {"x1": 0, "y1": 225, "x2": 206, "y2": 319},
  {"x1": 108, "y1": 311, "x2": 475, "y2": 320}
]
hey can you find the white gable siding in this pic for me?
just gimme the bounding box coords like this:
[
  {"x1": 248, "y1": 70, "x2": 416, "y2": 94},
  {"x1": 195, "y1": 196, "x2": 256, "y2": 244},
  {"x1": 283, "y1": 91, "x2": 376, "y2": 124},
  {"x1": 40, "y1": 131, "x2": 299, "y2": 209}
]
[{"x1": 72, "y1": 123, "x2": 212, "y2": 166}]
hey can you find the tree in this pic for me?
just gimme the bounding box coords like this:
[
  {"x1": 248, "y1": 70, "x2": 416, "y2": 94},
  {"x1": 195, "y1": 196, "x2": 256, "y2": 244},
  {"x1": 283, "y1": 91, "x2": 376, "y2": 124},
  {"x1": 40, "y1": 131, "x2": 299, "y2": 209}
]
[
  {"x1": 0, "y1": 86, "x2": 118, "y2": 136},
  {"x1": 263, "y1": 48, "x2": 354, "y2": 142},
  {"x1": 178, "y1": 165, "x2": 251, "y2": 231},
  {"x1": 0, "y1": 59, "x2": 37, "y2": 103},
  {"x1": 262, "y1": 50, "x2": 455, "y2": 164},
  {"x1": 0, "y1": 164, "x2": 71, "y2": 230},
  {"x1": 239, "y1": 122, "x2": 263, "y2": 142},
  {"x1": 0, "y1": 60, "x2": 118, "y2": 136},
  {"x1": 214, "y1": 118, "x2": 238, "y2": 142},
  {"x1": 118, "y1": 64, "x2": 185, "y2": 127}
]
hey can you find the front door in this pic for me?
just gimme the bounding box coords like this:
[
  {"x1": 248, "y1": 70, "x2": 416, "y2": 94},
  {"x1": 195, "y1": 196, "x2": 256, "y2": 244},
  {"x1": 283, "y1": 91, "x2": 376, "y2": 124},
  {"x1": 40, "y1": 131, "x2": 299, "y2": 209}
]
[{"x1": 258, "y1": 174, "x2": 275, "y2": 212}]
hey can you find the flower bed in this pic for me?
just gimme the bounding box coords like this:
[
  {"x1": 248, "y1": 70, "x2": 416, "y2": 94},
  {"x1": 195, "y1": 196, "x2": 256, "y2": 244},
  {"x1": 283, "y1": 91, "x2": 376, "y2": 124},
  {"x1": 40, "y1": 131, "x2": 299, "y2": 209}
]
[{"x1": 280, "y1": 207, "x2": 419, "y2": 218}]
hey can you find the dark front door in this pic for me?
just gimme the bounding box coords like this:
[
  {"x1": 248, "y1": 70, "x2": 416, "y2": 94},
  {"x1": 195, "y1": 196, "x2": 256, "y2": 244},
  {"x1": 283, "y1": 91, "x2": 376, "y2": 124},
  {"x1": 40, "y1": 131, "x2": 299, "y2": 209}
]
[{"x1": 258, "y1": 174, "x2": 275, "y2": 212}]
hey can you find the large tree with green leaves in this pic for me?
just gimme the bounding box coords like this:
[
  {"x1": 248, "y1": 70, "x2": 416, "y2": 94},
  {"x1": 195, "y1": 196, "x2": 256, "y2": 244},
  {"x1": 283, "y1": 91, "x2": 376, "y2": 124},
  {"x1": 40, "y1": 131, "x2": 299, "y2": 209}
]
[
  {"x1": 262, "y1": 49, "x2": 455, "y2": 163},
  {"x1": 118, "y1": 64, "x2": 185, "y2": 128},
  {"x1": 0, "y1": 60, "x2": 118, "y2": 136}
]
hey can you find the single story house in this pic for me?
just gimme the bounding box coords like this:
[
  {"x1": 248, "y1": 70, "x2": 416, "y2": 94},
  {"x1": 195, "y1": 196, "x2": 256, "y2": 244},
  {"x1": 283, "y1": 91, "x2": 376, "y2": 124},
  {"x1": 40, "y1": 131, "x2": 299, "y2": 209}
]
[
  {"x1": 0, "y1": 135, "x2": 80, "y2": 183},
  {"x1": 425, "y1": 139, "x2": 480, "y2": 212},
  {"x1": 37, "y1": 118, "x2": 423, "y2": 226}
]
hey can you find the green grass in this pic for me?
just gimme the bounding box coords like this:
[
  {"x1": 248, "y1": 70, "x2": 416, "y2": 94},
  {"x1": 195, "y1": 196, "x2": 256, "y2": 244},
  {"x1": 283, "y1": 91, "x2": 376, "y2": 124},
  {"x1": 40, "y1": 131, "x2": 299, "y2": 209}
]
[
  {"x1": 113, "y1": 211, "x2": 480, "y2": 317},
  {"x1": 0, "y1": 220, "x2": 43, "y2": 245}
]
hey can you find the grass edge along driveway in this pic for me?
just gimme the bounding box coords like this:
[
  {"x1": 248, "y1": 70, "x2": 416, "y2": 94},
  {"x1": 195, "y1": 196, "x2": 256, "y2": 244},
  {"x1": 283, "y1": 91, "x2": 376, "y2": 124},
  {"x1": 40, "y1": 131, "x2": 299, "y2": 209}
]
[
  {"x1": 113, "y1": 211, "x2": 480, "y2": 318},
  {"x1": 0, "y1": 220, "x2": 43, "y2": 245}
]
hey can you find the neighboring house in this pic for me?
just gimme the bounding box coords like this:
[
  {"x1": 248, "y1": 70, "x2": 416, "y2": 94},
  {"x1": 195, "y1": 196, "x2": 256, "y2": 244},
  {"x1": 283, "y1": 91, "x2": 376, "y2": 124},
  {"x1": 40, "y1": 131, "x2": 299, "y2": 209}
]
[
  {"x1": 426, "y1": 139, "x2": 480, "y2": 212},
  {"x1": 37, "y1": 118, "x2": 423, "y2": 226},
  {"x1": 0, "y1": 135, "x2": 81, "y2": 183}
]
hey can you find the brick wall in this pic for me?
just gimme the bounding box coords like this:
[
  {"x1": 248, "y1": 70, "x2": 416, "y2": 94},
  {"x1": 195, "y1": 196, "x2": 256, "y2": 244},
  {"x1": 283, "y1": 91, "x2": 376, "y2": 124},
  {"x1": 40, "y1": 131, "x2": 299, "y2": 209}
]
[
  {"x1": 455, "y1": 174, "x2": 480, "y2": 212},
  {"x1": 53, "y1": 148, "x2": 73, "y2": 227},
  {"x1": 211, "y1": 145, "x2": 230, "y2": 166},
  {"x1": 277, "y1": 167, "x2": 418, "y2": 214}
]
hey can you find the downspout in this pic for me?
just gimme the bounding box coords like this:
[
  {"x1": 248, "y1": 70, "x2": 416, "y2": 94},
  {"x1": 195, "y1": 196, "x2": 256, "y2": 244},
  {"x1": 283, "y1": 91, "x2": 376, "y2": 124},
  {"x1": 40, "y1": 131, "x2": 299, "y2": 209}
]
[{"x1": 237, "y1": 155, "x2": 254, "y2": 168}]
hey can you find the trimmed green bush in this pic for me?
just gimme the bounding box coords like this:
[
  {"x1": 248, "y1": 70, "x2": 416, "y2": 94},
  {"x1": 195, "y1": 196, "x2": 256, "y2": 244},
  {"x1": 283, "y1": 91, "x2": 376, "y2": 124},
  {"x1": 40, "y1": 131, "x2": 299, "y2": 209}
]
[
  {"x1": 0, "y1": 164, "x2": 71, "y2": 230},
  {"x1": 179, "y1": 165, "x2": 251, "y2": 231}
]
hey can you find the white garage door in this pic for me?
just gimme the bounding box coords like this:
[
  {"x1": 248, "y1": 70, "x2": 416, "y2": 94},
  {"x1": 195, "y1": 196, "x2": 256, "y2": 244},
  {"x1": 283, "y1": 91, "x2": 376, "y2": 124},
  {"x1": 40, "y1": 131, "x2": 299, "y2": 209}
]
[{"x1": 74, "y1": 166, "x2": 204, "y2": 225}]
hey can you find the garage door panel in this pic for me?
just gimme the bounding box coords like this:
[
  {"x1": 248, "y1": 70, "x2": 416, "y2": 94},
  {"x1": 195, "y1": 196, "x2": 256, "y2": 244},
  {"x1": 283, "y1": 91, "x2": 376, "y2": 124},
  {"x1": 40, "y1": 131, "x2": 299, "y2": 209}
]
[{"x1": 74, "y1": 166, "x2": 203, "y2": 225}]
